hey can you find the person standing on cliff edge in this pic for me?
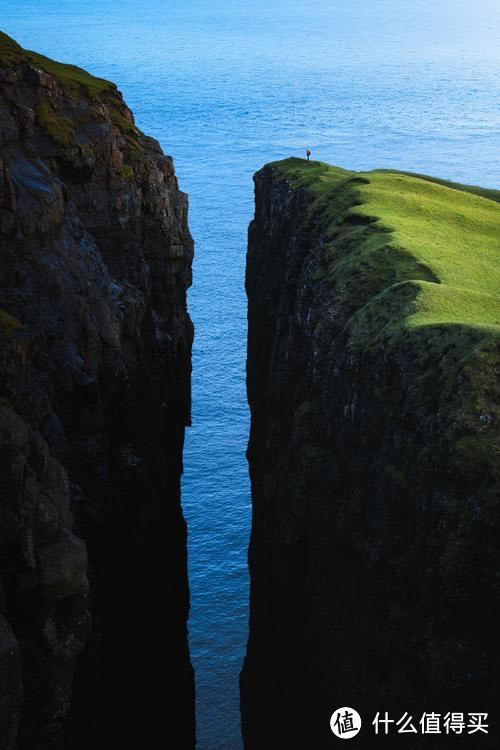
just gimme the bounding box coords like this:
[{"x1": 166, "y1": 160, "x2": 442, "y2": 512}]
[{"x1": 306, "y1": 148, "x2": 311, "y2": 160}]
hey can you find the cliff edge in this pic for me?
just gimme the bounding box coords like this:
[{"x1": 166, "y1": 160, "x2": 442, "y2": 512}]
[
  {"x1": 0, "y1": 32, "x2": 194, "y2": 748},
  {"x1": 242, "y1": 158, "x2": 500, "y2": 748}
]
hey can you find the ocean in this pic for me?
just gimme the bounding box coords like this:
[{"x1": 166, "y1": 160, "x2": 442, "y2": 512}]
[{"x1": 2, "y1": 1, "x2": 499, "y2": 746}]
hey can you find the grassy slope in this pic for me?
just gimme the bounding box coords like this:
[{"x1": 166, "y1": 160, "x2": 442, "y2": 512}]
[
  {"x1": 269, "y1": 157, "x2": 500, "y2": 478},
  {"x1": 270, "y1": 157, "x2": 500, "y2": 338},
  {"x1": 0, "y1": 30, "x2": 115, "y2": 95},
  {"x1": 0, "y1": 31, "x2": 139, "y2": 149}
]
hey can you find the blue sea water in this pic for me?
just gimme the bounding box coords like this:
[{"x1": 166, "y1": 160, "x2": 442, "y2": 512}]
[{"x1": 2, "y1": 1, "x2": 500, "y2": 747}]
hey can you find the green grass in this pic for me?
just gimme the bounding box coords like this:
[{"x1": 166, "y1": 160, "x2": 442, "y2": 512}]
[
  {"x1": 0, "y1": 31, "x2": 115, "y2": 98},
  {"x1": 0, "y1": 309, "x2": 22, "y2": 333},
  {"x1": 35, "y1": 100, "x2": 75, "y2": 147},
  {"x1": 27, "y1": 51, "x2": 115, "y2": 98},
  {"x1": 0, "y1": 31, "x2": 140, "y2": 147},
  {"x1": 269, "y1": 158, "x2": 500, "y2": 343},
  {"x1": 378, "y1": 169, "x2": 500, "y2": 205},
  {"x1": 268, "y1": 157, "x2": 500, "y2": 476},
  {"x1": 121, "y1": 163, "x2": 134, "y2": 179},
  {"x1": 0, "y1": 30, "x2": 23, "y2": 66}
]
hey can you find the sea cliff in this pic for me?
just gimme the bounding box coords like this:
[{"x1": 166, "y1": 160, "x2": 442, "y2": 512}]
[
  {"x1": 0, "y1": 32, "x2": 194, "y2": 748},
  {"x1": 242, "y1": 158, "x2": 500, "y2": 748}
]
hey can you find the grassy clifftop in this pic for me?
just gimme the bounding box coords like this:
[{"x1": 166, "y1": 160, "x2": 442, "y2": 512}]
[
  {"x1": 267, "y1": 157, "x2": 499, "y2": 485},
  {"x1": 271, "y1": 158, "x2": 500, "y2": 338},
  {"x1": 0, "y1": 30, "x2": 115, "y2": 96},
  {"x1": 245, "y1": 161, "x2": 499, "y2": 749},
  {"x1": 0, "y1": 31, "x2": 140, "y2": 151}
]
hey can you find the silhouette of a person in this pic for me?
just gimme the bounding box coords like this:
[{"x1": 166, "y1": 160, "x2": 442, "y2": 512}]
[{"x1": 306, "y1": 148, "x2": 311, "y2": 161}]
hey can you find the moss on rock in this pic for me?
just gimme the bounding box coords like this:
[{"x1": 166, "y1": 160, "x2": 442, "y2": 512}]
[
  {"x1": 0, "y1": 308, "x2": 22, "y2": 333},
  {"x1": 35, "y1": 100, "x2": 75, "y2": 148}
]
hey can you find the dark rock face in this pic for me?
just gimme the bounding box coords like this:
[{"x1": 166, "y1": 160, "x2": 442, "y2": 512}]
[
  {"x1": 0, "y1": 33, "x2": 194, "y2": 748},
  {"x1": 241, "y1": 165, "x2": 499, "y2": 749}
]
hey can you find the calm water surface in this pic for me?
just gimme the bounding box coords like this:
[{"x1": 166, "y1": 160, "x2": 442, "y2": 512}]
[{"x1": 3, "y1": 1, "x2": 500, "y2": 747}]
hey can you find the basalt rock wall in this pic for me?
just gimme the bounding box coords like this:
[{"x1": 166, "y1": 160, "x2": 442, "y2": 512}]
[
  {"x1": 0, "y1": 32, "x2": 194, "y2": 748},
  {"x1": 241, "y1": 161, "x2": 500, "y2": 749}
]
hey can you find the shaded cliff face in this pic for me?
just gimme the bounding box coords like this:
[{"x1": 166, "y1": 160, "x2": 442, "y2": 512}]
[
  {"x1": 242, "y1": 159, "x2": 500, "y2": 749},
  {"x1": 0, "y1": 32, "x2": 194, "y2": 748}
]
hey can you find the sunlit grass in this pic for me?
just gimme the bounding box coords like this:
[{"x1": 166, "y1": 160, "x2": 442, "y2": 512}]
[
  {"x1": 267, "y1": 157, "x2": 500, "y2": 477},
  {"x1": 270, "y1": 157, "x2": 500, "y2": 337}
]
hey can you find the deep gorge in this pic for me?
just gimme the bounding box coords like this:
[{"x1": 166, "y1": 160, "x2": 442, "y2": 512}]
[{"x1": 1, "y1": 30, "x2": 499, "y2": 750}]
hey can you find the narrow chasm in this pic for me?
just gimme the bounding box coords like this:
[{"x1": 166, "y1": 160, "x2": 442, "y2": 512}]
[{"x1": 0, "y1": 33, "x2": 195, "y2": 749}]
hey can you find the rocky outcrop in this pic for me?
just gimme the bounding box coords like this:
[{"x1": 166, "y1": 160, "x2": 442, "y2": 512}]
[
  {"x1": 0, "y1": 32, "x2": 194, "y2": 748},
  {"x1": 242, "y1": 159, "x2": 500, "y2": 748}
]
